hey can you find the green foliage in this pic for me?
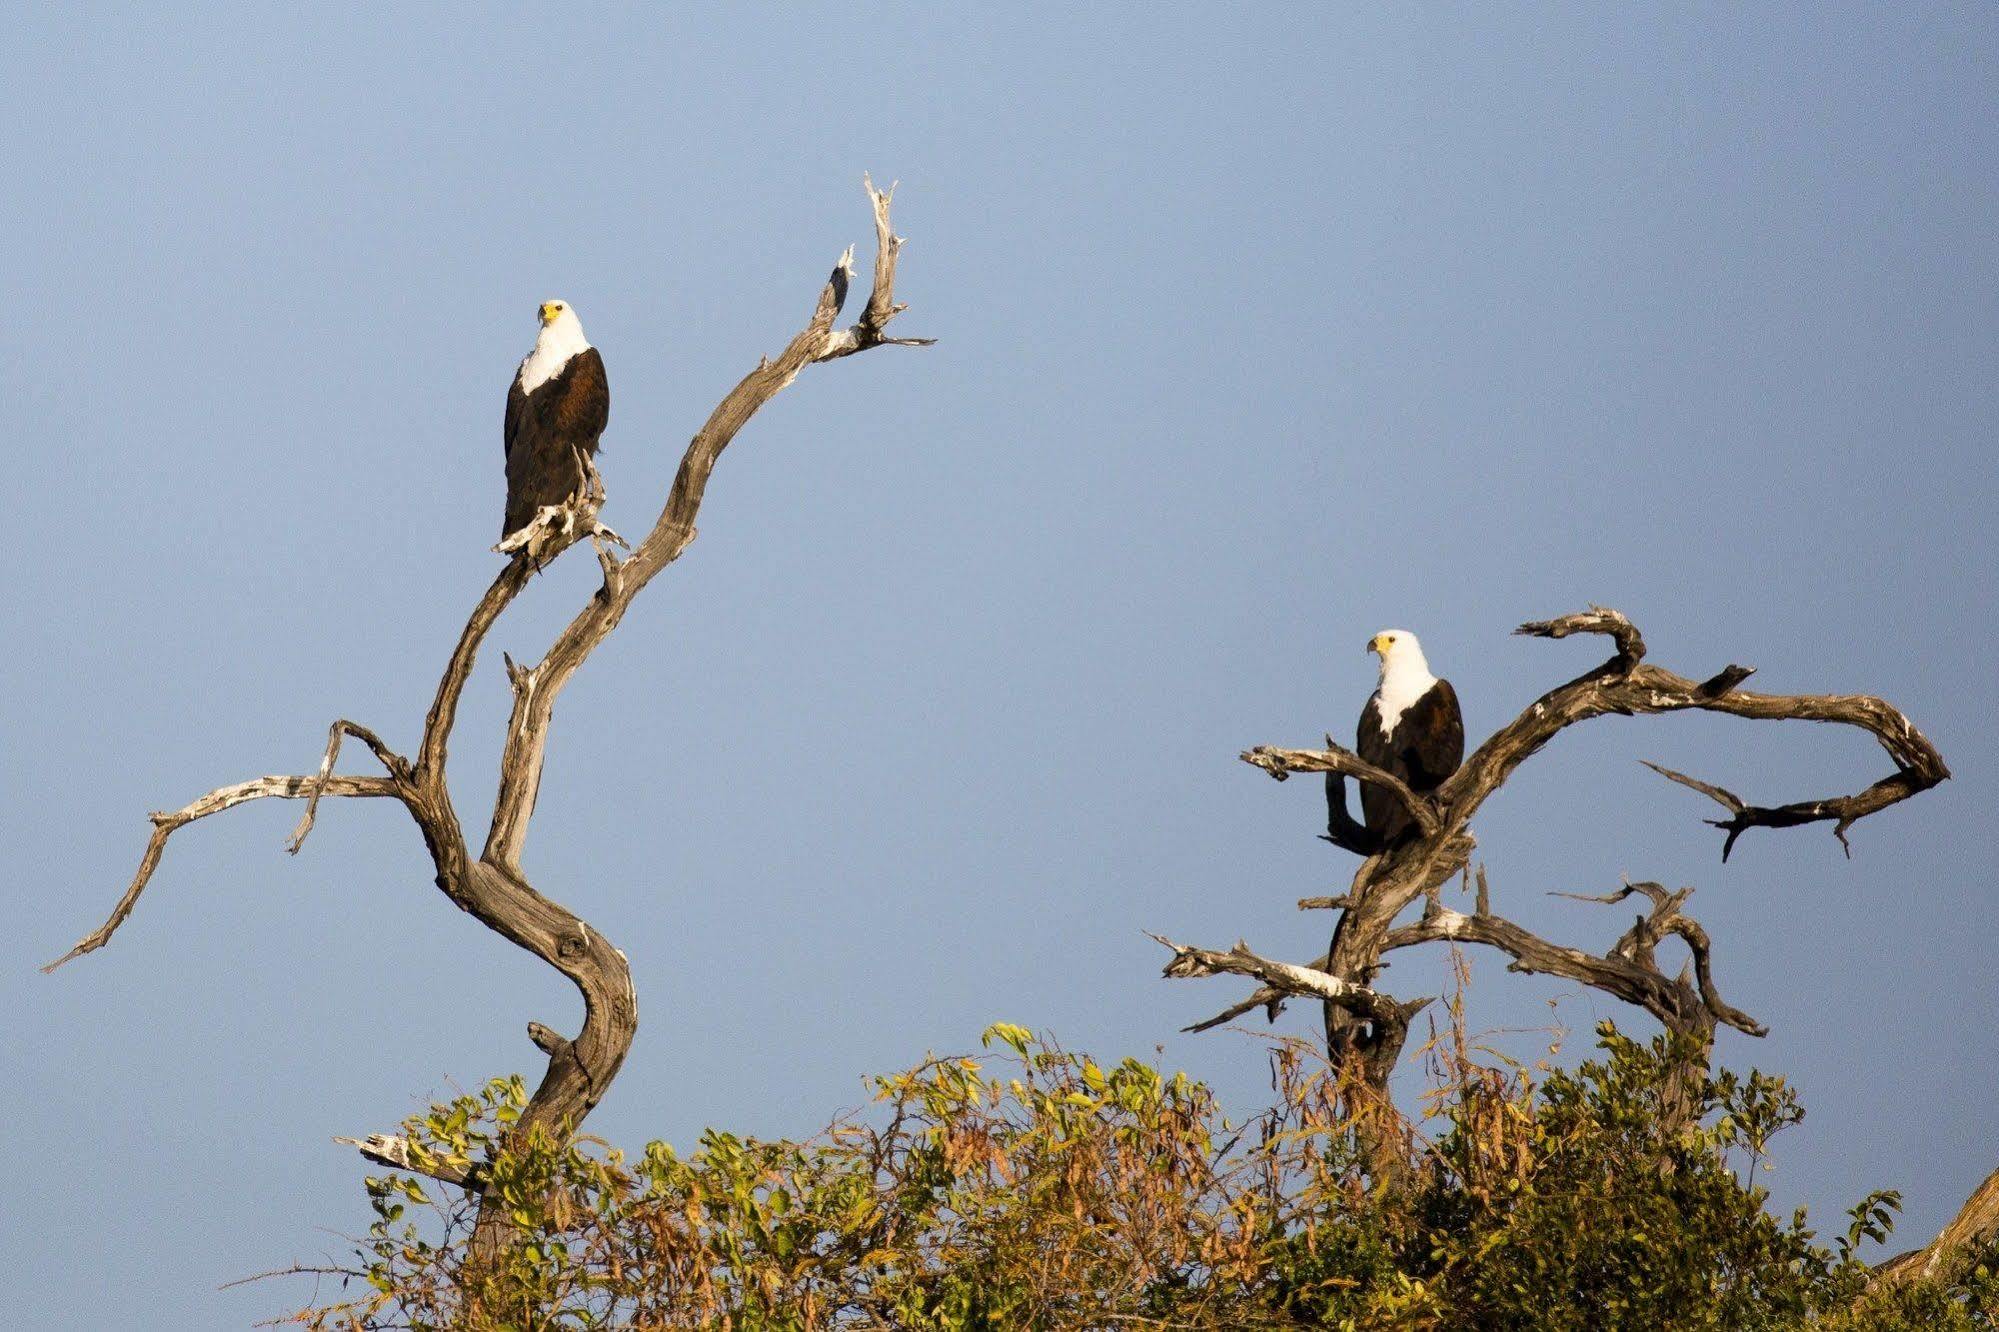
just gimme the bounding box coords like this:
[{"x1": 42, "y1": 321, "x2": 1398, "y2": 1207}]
[{"x1": 284, "y1": 1023, "x2": 1995, "y2": 1331}]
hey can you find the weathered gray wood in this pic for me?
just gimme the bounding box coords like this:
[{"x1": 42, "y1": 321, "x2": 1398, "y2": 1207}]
[
  {"x1": 1875, "y1": 1167, "x2": 1999, "y2": 1288},
  {"x1": 48, "y1": 179, "x2": 927, "y2": 1263},
  {"x1": 44, "y1": 773, "x2": 403, "y2": 973},
  {"x1": 1162, "y1": 606, "x2": 1949, "y2": 1128}
]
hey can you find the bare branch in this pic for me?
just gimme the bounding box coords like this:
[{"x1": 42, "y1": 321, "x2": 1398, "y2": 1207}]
[
  {"x1": 1444, "y1": 609, "x2": 1948, "y2": 858},
  {"x1": 1181, "y1": 996, "x2": 1282, "y2": 1035},
  {"x1": 1178, "y1": 946, "x2": 1334, "y2": 1033},
  {"x1": 1150, "y1": 932, "x2": 1415, "y2": 1026},
  {"x1": 1641, "y1": 758, "x2": 1927, "y2": 862},
  {"x1": 218, "y1": 1264, "x2": 363, "y2": 1294},
  {"x1": 822, "y1": 176, "x2": 938, "y2": 358},
  {"x1": 1672, "y1": 912, "x2": 1763, "y2": 1036},
  {"x1": 1515, "y1": 605, "x2": 1647, "y2": 668},
  {"x1": 418, "y1": 559, "x2": 533, "y2": 787},
  {"x1": 44, "y1": 773, "x2": 403, "y2": 972},
  {"x1": 1243, "y1": 742, "x2": 1438, "y2": 838},
  {"x1": 289, "y1": 719, "x2": 410, "y2": 854},
  {"x1": 55, "y1": 181, "x2": 928, "y2": 1269},
  {"x1": 1875, "y1": 1167, "x2": 1999, "y2": 1288},
  {"x1": 1639, "y1": 760, "x2": 1745, "y2": 815},
  {"x1": 1698, "y1": 664, "x2": 1757, "y2": 697},
  {"x1": 527, "y1": 1021, "x2": 573, "y2": 1060},
  {"x1": 1380, "y1": 874, "x2": 1766, "y2": 1040}
]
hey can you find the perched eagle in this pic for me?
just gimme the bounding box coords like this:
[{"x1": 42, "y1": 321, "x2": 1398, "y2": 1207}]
[
  {"x1": 503, "y1": 300, "x2": 609, "y2": 542},
  {"x1": 1353, "y1": 629, "x2": 1464, "y2": 846}
]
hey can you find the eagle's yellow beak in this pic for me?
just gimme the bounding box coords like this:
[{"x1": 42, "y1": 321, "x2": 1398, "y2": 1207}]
[
  {"x1": 539, "y1": 302, "x2": 563, "y2": 325},
  {"x1": 1366, "y1": 634, "x2": 1386, "y2": 656}
]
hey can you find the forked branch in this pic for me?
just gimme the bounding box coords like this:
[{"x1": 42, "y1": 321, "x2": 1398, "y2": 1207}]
[
  {"x1": 822, "y1": 177, "x2": 937, "y2": 360},
  {"x1": 1161, "y1": 606, "x2": 1947, "y2": 1125},
  {"x1": 1243, "y1": 740, "x2": 1437, "y2": 839},
  {"x1": 49, "y1": 180, "x2": 928, "y2": 1264},
  {"x1": 1459, "y1": 607, "x2": 1949, "y2": 859},
  {"x1": 1148, "y1": 932, "x2": 1416, "y2": 1026},
  {"x1": 289, "y1": 719, "x2": 411, "y2": 853},
  {"x1": 44, "y1": 772, "x2": 404, "y2": 973},
  {"x1": 1244, "y1": 604, "x2": 1948, "y2": 860},
  {"x1": 1384, "y1": 871, "x2": 1765, "y2": 1042}
]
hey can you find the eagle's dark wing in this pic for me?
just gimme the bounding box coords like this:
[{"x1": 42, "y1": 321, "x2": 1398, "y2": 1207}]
[
  {"x1": 554, "y1": 348, "x2": 609, "y2": 443},
  {"x1": 1396, "y1": 679, "x2": 1464, "y2": 792},
  {"x1": 1355, "y1": 693, "x2": 1409, "y2": 844},
  {"x1": 504, "y1": 374, "x2": 527, "y2": 461},
  {"x1": 502, "y1": 350, "x2": 611, "y2": 539}
]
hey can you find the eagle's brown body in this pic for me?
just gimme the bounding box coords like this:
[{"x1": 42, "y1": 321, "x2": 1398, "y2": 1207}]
[
  {"x1": 503, "y1": 344, "x2": 609, "y2": 540},
  {"x1": 1356, "y1": 678, "x2": 1463, "y2": 844}
]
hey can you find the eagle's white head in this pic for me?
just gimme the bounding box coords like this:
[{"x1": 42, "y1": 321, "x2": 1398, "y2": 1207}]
[
  {"x1": 1367, "y1": 629, "x2": 1437, "y2": 727},
  {"x1": 1367, "y1": 629, "x2": 1431, "y2": 676},
  {"x1": 518, "y1": 299, "x2": 592, "y2": 394}
]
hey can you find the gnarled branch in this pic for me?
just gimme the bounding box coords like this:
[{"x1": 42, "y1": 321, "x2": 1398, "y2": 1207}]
[
  {"x1": 822, "y1": 176, "x2": 937, "y2": 359},
  {"x1": 1162, "y1": 606, "x2": 1947, "y2": 1136},
  {"x1": 1515, "y1": 604, "x2": 1646, "y2": 668},
  {"x1": 1874, "y1": 1167, "x2": 1999, "y2": 1289},
  {"x1": 1250, "y1": 611, "x2": 1946, "y2": 861},
  {"x1": 1243, "y1": 740, "x2": 1438, "y2": 839},
  {"x1": 1386, "y1": 871, "x2": 1766, "y2": 1042},
  {"x1": 1149, "y1": 931, "x2": 1414, "y2": 1026},
  {"x1": 1448, "y1": 609, "x2": 1949, "y2": 857},
  {"x1": 289, "y1": 719, "x2": 411, "y2": 853},
  {"x1": 51, "y1": 179, "x2": 927, "y2": 1264},
  {"x1": 44, "y1": 772, "x2": 405, "y2": 973}
]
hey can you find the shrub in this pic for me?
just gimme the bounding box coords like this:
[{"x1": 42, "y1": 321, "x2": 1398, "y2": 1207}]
[{"x1": 283, "y1": 1022, "x2": 1994, "y2": 1331}]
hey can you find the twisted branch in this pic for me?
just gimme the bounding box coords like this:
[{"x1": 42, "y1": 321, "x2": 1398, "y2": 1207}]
[
  {"x1": 44, "y1": 773, "x2": 404, "y2": 972},
  {"x1": 50, "y1": 180, "x2": 928, "y2": 1261},
  {"x1": 1243, "y1": 740, "x2": 1437, "y2": 839},
  {"x1": 1161, "y1": 606, "x2": 1947, "y2": 1126},
  {"x1": 1386, "y1": 872, "x2": 1765, "y2": 1041},
  {"x1": 1455, "y1": 607, "x2": 1949, "y2": 858},
  {"x1": 1251, "y1": 606, "x2": 1947, "y2": 860},
  {"x1": 289, "y1": 719, "x2": 411, "y2": 853},
  {"x1": 1148, "y1": 932, "x2": 1413, "y2": 1026}
]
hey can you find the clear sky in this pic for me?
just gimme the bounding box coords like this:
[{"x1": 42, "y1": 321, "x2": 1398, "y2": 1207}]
[{"x1": 3, "y1": 6, "x2": 1994, "y2": 1326}]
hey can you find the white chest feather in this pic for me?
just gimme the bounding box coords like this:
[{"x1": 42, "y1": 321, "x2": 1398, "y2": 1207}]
[
  {"x1": 1373, "y1": 668, "x2": 1437, "y2": 739},
  {"x1": 517, "y1": 312, "x2": 591, "y2": 395}
]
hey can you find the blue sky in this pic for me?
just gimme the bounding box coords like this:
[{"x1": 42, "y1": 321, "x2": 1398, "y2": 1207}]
[{"x1": 3, "y1": 6, "x2": 1995, "y2": 1326}]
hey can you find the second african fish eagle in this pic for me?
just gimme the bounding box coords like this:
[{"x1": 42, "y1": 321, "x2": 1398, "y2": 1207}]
[
  {"x1": 1354, "y1": 629, "x2": 1464, "y2": 846},
  {"x1": 503, "y1": 300, "x2": 609, "y2": 543}
]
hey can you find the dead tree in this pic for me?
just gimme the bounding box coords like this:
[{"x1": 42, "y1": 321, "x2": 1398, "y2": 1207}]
[
  {"x1": 1155, "y1": 607, "x2": 1949, "y2": 1150},
  {"x1": 47, "y1": 178, "x2": 930, "y2": 1258}
]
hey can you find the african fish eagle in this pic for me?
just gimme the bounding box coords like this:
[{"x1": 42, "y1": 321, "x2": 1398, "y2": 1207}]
[
  {"x1": 503, "y1": 300, "x2": 609, "y2": 542},
  {"x1": 1355, "y1": 629, "x2": 1464, "y2": 845}
]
